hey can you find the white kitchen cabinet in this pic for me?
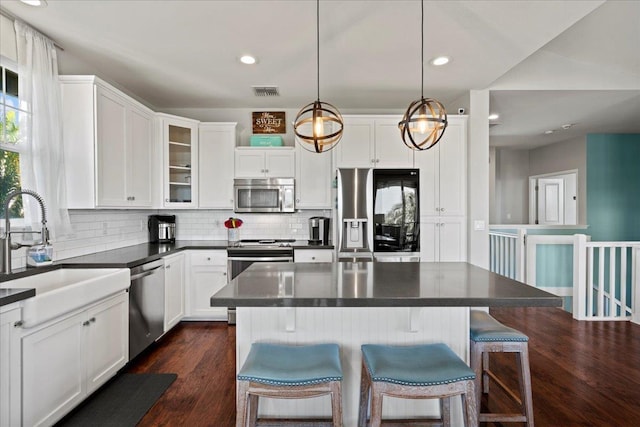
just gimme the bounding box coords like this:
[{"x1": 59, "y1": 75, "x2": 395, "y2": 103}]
[
  {"x1": 185, "y1": 250, "x2": 228, "y2": 320},
  {"x1": 235, "y1": 147, "x2": 295, "y2": 178},
  {"x1": 199, "y1": 122, "x2": 237, "y2": 208},
  {"x1": 61, "y1": 76, "x2": 154, "y2": 208},
  {"x1": 21, "y1": 291, "x2": 128, "y2": 427},
  {"x1": 414, "y1": 116, "x2": 467, "y2": 217},
  {"x1": 0, "y1": 303, "x2": 21, "y2": 427},
  {"x1": 420, "y1": 216, "x2": 467, "y2": 262},
  {"x1": 164, "y1": 252, "x2": 185, "y2": 332},
  {"x1": 295, "y1": 142, "x2": 333, "y2": 209},
  {"x1": 159, "y1": 113, "x2": 199, "y2": 208},
  {"x1": 335, "y1": 115, "x2": 414, "y2": 168},
  {"x1": 294, "y1": 249, "x2": 334, "y2": 263}
]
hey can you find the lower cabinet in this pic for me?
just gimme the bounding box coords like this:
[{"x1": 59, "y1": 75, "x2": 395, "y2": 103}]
[
  {"x1": 164, "y1": 253, "x2": 185, "y2": 332},
  {"x1": 420, "y1": 216, "x2": 467, "y2": 262},
  {"x1": 0, "y1": 304, "x2": 21, "y2": 427},
  {"x1": 21, "y1": 292, "x2": 129, "y2": 427},
  {"x1": 294, "y1": 249, "x2": 334, "y2": 263},
  {"x1": 185, "y1": 250, "x2": 228, "y2": 320}
]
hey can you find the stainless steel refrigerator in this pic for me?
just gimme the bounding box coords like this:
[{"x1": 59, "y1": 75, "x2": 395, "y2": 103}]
[
  {"x1": 337, "y1": 168, "x2": 373, "y2": 261},
  {"x1": 371, "y1": 169, "x2": 420, "y2": 260}
]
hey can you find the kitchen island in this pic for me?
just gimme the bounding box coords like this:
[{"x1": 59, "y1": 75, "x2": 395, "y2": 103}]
[{"x1": 211, "y1": 262, "x2": 561, "y2": 426}]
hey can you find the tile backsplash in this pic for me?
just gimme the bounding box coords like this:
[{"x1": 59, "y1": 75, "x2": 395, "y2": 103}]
[{"x1": 7, "y1": 208, "x2": 332, "y2": 269}]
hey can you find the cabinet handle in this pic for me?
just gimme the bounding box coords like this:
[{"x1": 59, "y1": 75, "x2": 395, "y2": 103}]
[
  {"x1": 90, "y1": 317, "x2": 96, "y2": 323},
  {"x1": 296, "y1": 198, "x2": 300, "y2": 203},
  {"x1": 14, "y1": 320, "x2": 23, "y2": 328},
  {"x1": 132, "y1": 196, "x2": 135, "y2": 201},
  {"x1": 166, "y1": 265, "x2": 171, "y2": 269},
  {"x1": 265, "y1": 169, "x2": 269, "y2": 173},
  {"x1": 83, "y1": 321, "x2": 90, "y2": 326},
  {"x1": 441, "y1": 208, "x2": 445, "y2": 212}
]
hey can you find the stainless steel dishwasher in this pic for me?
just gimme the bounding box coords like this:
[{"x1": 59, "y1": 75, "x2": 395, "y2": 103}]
[{"x1": 129, "y1": 259, "x2": 165, "y2": 360}]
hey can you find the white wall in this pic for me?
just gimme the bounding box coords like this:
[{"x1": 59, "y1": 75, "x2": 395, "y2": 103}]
[
  {"x1": 468, "y1": 90, "x2": 490, "y2": 268},
  {"x1": 529, "y1": 136, "x2": 586, "y2": 224},
  {"x1": 0, "y1": 14, "x2": 17, "y2": 62}
]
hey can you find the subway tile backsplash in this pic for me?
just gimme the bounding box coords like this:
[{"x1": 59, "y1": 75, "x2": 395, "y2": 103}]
[{"x1": 8, "y1": 209, "x2": 332, "y2": 268}]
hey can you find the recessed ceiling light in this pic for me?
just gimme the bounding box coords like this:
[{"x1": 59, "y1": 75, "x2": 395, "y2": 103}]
[
  {"x1": 544, "y1": 130, "x2": 554, "y2": 135},
  {"x1": 240, "y1": 55, "x2": 256, "y2": 65},
  {"x1": 430, "y1": 56, "x2": 450, "y2": 66},
  {"x1": 488, "y1": 113, "x2": 499, "y2": 120},
  {"x1": 561, "y1": 123, "x2": 574, "y2": 130},
  {"x1": 20, "y1": 0, "x2": 47, "y2": 6}
]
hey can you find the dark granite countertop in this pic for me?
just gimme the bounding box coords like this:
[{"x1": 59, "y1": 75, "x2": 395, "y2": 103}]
[
  {"x1": 210, "y1": 262, "x2": 563, "y2": 308},
  {"x1": 0, "y1": 239, "x2": 334, "y2": 306}
]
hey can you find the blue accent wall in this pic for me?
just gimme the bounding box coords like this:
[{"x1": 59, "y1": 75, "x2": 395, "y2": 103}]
[{"x1": 587, "y1": 134, "x2": 640, "y2": 241}]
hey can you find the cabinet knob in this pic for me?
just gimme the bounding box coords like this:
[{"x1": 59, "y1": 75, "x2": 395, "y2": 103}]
[
  {"x1": 223, "y1": 272, "x2": 227, "y2": 276},
  {"x1": 311, "y1": 257, "x2": 316, "y2": 260},
  {"x1": 441, "y1": 208, "x2": 445, "y2": 212},
  {"x1": 83, "y1": 321, "x2": 90, "y2": 326},
  {"x1": 166, "y1": 265, "x2": 171, "y2": 269},
  {"x1": 207, "y1": 257, "x2": 211, "y2": 261},
  {"x1": 265, "y1": 169, "x2": 269, "y2": 173},
  {"x1": 90, "y1": 317, "x2": 96, "y2": 323},
  {"x1": 296, "y1": 198, "x2": 300, "y2": 203},
  {"x1": 165, "y1": 198, "x2": 169, "y2": 202}
]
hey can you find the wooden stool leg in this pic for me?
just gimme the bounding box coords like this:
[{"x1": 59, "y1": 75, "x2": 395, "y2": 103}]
[
  {"x1": 482, "y1": 351, "x2": 490, "y2": 394},
  {"x1": 236, "y1": 380, "x2": 250, "y2": 427},
  {"x1": 517, "y1": 347, "x2": 535, "y2": 427},
  {"x1": 358, "y1": 362, "x2": 371, "y2": 427},
  {"x1": 440, "y1": 397, "x2": 451, "y2": 427},
  {"x1": 463, "y1": 379, "x2": 478, "y2": 427},
  {"x1": 247, "y1": 394, "x2": 258, "y2": 427},
  {"x1": 470, "y1": 341, "x2": 483, "y2": 415},
  {"x1": 330, "y1": 381, "x2": 343, "y2": 427},
  {"x1": 370, "y1": 384, "x2": 383, "y2": 427}
]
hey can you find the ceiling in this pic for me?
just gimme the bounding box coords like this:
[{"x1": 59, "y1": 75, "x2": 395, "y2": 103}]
[{"x1": 1, "y1": 0, "x2": 639, "y2": 149}]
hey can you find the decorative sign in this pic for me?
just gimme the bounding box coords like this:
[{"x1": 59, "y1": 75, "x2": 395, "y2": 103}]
[{"x1": 252, "y1": 111, "x2": 286, "y2": 134}]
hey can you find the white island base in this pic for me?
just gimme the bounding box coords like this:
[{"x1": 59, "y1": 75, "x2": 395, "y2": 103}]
[{"x1": 236, "y1": 306, "x2": 470, "y2": 426}]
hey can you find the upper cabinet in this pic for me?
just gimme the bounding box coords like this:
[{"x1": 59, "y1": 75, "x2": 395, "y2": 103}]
[
  {"x1": 61, "y1": 76, "x2": 154, "y2": 208},
  {"x1": 415, "y1": 116, "x2": 467, "y2": 217},
  {"x1": 295, "y1": 143, "x2": 333, "y2": 209},
  {"x1": 199, "y1": 122, "x2": 237, "y2": 209},
  {"x1": 158, "y1": 113, "x2": 199, "y2": 208},
  {"x1": 335, "y1": 116, "x2": 414, "y2": 169},
  {"x1": 235, "y1": 147, "x2": 295, "y2": 178}
]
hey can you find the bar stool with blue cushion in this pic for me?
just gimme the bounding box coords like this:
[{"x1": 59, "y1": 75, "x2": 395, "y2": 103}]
[
  {"x1": 236, "y1": 342, "x2": 343, "y2": 427},
  {"x1": 470, "y1": 310, "x2": 534, "y2": 426},
  {"x1": 358, "y1": 343, "x2": 477, "y2": 427}
]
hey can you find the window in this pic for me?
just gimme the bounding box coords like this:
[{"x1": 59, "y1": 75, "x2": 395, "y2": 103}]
[{"x1": 0, "y1": 60, "x2": 27, "y2": 220}]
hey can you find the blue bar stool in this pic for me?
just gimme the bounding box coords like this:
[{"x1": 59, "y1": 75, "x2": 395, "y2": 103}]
[
  {"x1": 236, "y1": 343, "x2": 343, "y2": 427},
  {"x1": 358, "y1": 343, "x2": 477, "y2": 427},
  {"x1": 470, "y1": 310, "x2": 534, "y2": 426}
]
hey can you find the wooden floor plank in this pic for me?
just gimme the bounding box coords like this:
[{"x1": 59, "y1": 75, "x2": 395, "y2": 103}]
[{"x1": 126, "y1": 308, "x2": 640, "y2": 426}]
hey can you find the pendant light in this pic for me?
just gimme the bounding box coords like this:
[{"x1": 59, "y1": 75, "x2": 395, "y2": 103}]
[
  {"x1": 398, "y1": 0, "x2": 448, "y2": 150},
  {"x1": 294, "y1": 0, "x2": 344, "y2": 153}
]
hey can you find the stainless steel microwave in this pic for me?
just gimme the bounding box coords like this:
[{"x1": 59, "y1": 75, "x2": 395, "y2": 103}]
[{"x1": 234, "y1": 178, "x2": 295, "y2": 213}]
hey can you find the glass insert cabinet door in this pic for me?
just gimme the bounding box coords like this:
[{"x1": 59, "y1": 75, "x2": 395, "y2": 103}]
[
  {"x1": 372, "y1": 169, "x2": 420, "y2": 252},
  {"x1": 165, "y1": 123, "x2": 194, "y2": 203}
]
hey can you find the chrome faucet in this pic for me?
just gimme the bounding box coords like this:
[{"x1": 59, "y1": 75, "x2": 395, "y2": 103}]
[{"x1": 1, "y1": 189, "x2": 50, "y2": 274}]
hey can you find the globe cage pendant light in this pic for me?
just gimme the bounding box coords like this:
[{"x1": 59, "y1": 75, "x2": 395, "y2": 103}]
[
  {"x1": 398, "y1": 0, "x2": 448, "y2": 151},
  {"x1": 294, "y1": 0, "x2": 344, "y2": 153}
]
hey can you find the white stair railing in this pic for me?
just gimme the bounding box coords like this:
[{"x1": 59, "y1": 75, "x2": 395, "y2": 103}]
[
  {"x1": 573, "y1": 234, "x2": 640, "y2": 321},
  {"x1": 489, "y1": 229, "x2": 526, "y2": 282}
]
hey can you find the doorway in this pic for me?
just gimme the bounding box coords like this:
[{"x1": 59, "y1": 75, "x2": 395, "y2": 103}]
[{"x1": 529, "y1": 170, "x2": 577, "y2": 225}]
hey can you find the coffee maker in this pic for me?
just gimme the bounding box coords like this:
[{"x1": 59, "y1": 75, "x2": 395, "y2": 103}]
[
  {"x1": 308, "y1": 216, "x2": 330, "y2": 245},
  {"x1": 148, "y1": 215, "x2": 176, "y2": 243}
]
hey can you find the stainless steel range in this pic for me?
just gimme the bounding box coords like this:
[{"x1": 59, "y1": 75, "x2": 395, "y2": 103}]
[{"x1": 227, "y1": 239, "x2": 295, "y2": 324}]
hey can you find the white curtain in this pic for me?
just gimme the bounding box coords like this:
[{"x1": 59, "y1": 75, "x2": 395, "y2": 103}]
[{"x1": 14, "y1": 21, "x2": 71, "y2": 239}]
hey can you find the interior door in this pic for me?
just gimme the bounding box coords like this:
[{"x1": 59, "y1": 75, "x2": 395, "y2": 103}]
[{"x1": 537, "y1": 178, "x2": 564, "y2": 225}]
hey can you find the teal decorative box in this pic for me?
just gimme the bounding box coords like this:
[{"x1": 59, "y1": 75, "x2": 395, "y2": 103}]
[{"x1": 250, "y1": 135, "x2": 283, "y2": 147}]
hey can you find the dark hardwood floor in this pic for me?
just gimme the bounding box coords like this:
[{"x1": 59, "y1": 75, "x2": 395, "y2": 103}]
[{"x1": 127, "y1": 308, "x2": 640, "y2": 426}]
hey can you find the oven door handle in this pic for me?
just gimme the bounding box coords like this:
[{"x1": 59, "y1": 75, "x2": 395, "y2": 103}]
[{"x1": 228, "y1": 257, "x2": 293, "y2": 262}]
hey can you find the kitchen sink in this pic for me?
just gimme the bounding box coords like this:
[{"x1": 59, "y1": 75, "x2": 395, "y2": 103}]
[{"x1": 0, "y1": 268, "x2": 130, "y2": 328}]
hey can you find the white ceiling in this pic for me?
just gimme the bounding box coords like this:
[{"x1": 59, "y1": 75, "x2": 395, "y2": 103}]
[{"x1": 1, "y1": 0, "x2": 639, "y2": 149}]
